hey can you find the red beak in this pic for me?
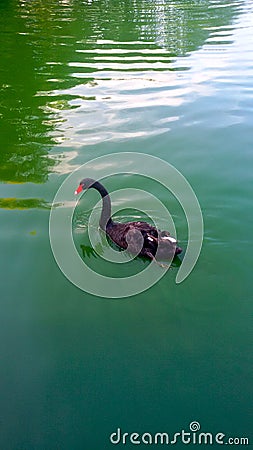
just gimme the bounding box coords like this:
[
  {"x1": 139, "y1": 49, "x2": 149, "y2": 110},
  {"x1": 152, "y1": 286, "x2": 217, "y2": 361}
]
[{"x1": 75, "y1": 184, "x2": 83, "y2": 195}]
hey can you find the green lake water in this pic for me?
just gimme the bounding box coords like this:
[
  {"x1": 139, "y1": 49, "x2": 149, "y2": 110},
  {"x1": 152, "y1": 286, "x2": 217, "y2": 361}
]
[{"x1": 0, "y1": 0, "x2": 253, "y2": 448}]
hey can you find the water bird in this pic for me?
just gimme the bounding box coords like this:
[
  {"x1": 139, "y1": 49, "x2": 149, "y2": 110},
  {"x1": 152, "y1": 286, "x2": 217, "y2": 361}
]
[{"x1": 75, "y1": 178, "x2": 182, "y2": 263}]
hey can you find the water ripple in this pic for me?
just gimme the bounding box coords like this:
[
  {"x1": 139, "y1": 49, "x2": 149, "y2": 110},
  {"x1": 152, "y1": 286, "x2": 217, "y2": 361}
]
[
  {"x1": 38, "y1": 1, "x2": 248, "y2": 150},
  {"x1": 0, "y1": 0, "x2": 249, "y2": 180}
]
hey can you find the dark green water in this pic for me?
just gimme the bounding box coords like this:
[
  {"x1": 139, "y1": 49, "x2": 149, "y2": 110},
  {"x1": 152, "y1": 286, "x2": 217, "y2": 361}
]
[{"x1": 1, "y1": 0, "x2": 253, "y2": 448}]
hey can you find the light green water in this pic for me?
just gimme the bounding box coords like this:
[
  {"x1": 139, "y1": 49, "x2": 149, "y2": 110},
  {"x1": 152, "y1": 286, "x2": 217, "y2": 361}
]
[{"x1": 0, "y1": 0, "x2": 253, "y2": 449}]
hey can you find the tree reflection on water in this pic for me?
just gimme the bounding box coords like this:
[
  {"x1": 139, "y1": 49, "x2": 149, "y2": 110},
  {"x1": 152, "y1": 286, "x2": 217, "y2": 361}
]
[{"x1": 0, "y1": 0, "x2": 242, "y2": 184}]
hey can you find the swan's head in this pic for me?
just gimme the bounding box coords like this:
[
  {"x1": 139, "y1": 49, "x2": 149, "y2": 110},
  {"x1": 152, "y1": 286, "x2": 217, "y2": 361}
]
[{"x1": 75, "y1": 178, "x2": 97, "y2": 195}]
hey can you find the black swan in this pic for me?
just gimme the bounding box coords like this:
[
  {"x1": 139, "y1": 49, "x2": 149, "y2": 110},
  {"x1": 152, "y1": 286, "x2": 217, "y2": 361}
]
[{"x1": 75, "y1": 178, "x2": 182, "y2": 262}]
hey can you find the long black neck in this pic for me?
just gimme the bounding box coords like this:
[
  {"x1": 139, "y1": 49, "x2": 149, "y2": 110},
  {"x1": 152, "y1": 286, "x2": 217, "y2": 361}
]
[{"x1": 88, "y1": 180, "x2": 112, "y2": 230}]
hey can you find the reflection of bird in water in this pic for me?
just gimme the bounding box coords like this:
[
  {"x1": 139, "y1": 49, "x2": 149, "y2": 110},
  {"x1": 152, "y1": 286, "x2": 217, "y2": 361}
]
[
  {"x1": 80, "y1": 243, "x2": 182, "y2": 268},
  {"x1": 75, "y1": 178, "x2": 182, "y2": 264},
  {"x1": 80, "y1": 244, "x2": 98, "y2": 259}
]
